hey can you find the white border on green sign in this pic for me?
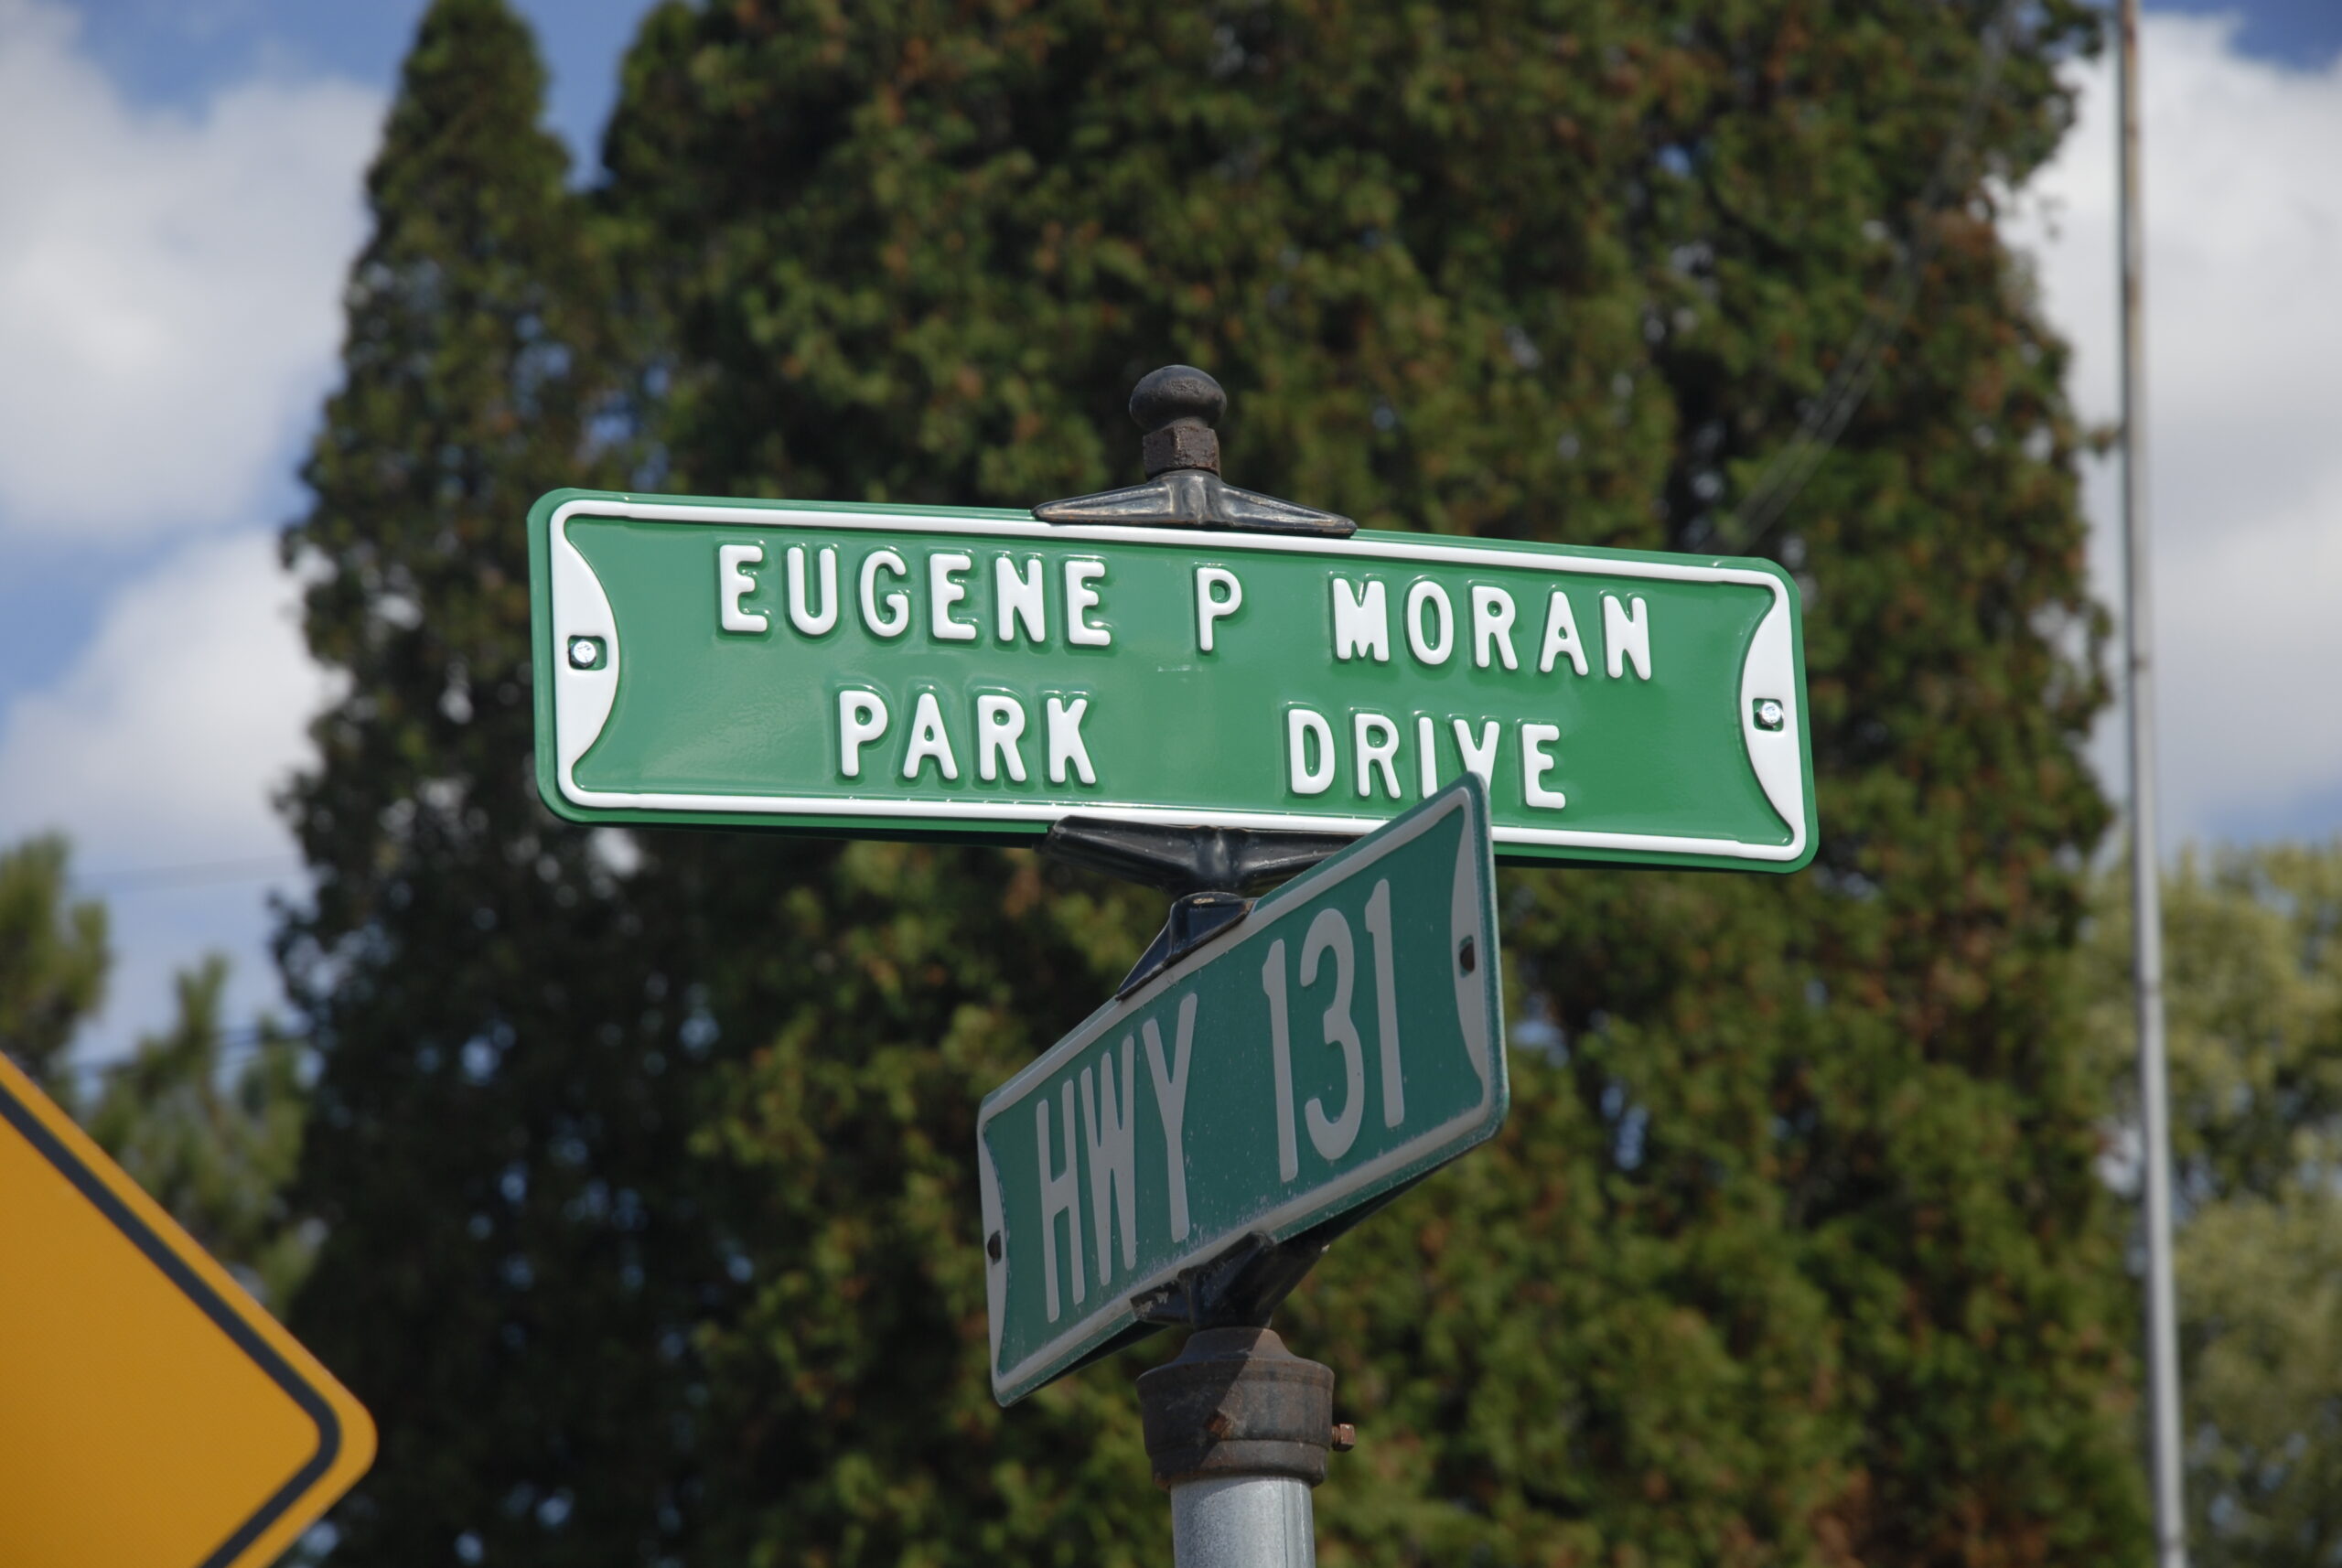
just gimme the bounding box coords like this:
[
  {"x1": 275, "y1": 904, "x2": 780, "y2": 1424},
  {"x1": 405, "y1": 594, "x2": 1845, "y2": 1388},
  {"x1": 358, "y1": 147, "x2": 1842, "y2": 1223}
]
[
  {"x1": 977, "y1": 778, "x2": 1504, "y2": 1403},
  {"x1": 545, "y1": 497, "x2": 1809, "y2": 865}
]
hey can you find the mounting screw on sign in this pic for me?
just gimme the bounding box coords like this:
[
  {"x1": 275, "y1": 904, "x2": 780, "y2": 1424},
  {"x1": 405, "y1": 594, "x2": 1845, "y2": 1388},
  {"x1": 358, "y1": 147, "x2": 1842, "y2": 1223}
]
[
  {"x1": 568, "y1": 635, "x2": 606, "y2": 670},
  {"x1": 1752, "y1": 697, "x2": 1786, "y2": 732}
]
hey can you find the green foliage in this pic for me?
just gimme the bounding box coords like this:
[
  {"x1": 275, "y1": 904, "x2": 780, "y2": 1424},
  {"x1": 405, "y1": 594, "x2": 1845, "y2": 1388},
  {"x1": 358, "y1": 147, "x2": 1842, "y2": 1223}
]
[
  {"x1": 683, "y1": 840, "x2": 1166, "y2": 1565},
  {"x1": 2085, "y1": 843, "x2": 2342, "y2": 1567},
  {"x1": 285, "y1": 0, "x2": 2147, "y2": 1563},
  {"x1": 0, "y1": 833, "x2": 109, "y2": 1094},
  {"x1": 279, "y1": 1, "x2": 747, "y2": 1560},
  {"x1": 593, "y1": 1, "x2": 2137, "y2": 1562},
  {"x1": 84, "y1": 957, "x2": 317, "y2": 1313},
  {"x1": 0, "y1": 837, "x2": 310, "y2": 1312}
]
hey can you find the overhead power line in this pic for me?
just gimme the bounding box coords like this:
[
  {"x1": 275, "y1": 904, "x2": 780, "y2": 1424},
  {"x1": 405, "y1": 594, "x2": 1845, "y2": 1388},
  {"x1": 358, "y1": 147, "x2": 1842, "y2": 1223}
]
[
  {"x1": 66, "y1": 855, "x2": 306, "y2": 897},
  {"x1": 41, "y1": 1030, "x2": 314, "y2": 1092}
]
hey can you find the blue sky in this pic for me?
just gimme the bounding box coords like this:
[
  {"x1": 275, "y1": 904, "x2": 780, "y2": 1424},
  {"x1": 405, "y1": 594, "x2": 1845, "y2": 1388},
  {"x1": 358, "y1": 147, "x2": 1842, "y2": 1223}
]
[
  {"x1": 0, "y1": 0, "x2": 654, "y2": 699},
  {"x1": 67, "y1": 1, "x2": 653, "y2": 174},
  {"x1": 0, "y1": 0, "x2": 2336, "y2": 1063},
  {"x1": 2158, "y1": 0, "x2": 2340, "y2": 63}
]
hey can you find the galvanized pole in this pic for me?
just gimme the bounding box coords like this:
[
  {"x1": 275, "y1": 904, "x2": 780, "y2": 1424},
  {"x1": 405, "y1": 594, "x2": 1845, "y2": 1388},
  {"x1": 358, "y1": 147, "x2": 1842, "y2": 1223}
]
[
  {"x1": 1036, "y1": 369, "x2": 1358, "y2": 1568},
  {"x1": 1138, "y1": 1327, "x2": 1337, "y2": 1568},
  {"x1": 2116, "y1": 5, "x2": 2186, "y2": 1565}
]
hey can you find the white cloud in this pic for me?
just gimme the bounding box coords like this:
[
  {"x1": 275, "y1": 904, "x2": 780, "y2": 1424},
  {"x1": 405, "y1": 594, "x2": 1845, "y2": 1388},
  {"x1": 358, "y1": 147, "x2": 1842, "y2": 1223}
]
[
  {"x1": 0, "y1": 0, "x2": 381, "y2": 541},
  {"x1": 0, "y1": 529, "x2": 338, "y2": 1061},
  {"x1": 0, "y1": 530, "x2": 338, "y2": 865},
  {"x1": 2009, "y1": 16, "x2": 2342, "y2": 845},
  {"x1": 0, "y1": 1, "x2": 379, "y2": 1058}
]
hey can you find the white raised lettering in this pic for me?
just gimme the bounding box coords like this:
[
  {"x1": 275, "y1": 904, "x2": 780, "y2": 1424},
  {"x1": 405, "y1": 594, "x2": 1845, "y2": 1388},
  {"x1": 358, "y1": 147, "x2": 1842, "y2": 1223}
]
[
  {"x1": 1332, "y1": 578, "x2": 1390, "y2": 662},
  {"x1": 996, "y1": 555, "x2": 1047, "y2": 643},
  {"x1": 1081, "y1": 1037, "x2": 1138, "y2": 1284},
  {"x1": 902, "y1": 691, "x2": 960, "y2": 781},
  {"x1": 1287, "y1": 709, "x2": 1335, "y2": 796},
  {"x1": 838, "y1": 690, "x2": 887, "y2": 778},
  {"x1": 718, "y1": 543, "x2": 767, "y2": 633},
  {"x1": 1143, "y1": 994, "x2": 1198, "y2": 1242},
  {"x1": 1363, "y1": 879, "x2": 1403, "y2": 1127},
  {"x1": 788, "y1": 544, "x2": 839, "y2": 636},
  {"x1": 929, "y1": 552, "x2": 976, "y2": 641},
  {"x1": 1452, "y1": 718, "x2": 1500, "y2": 788},
  {"x1": 1471, "y1": 585, "x2": 1519, "y2": 670},
  {"x1": 976, "y1": 694, "x2": 1028, "y2": 783},
  {"x1": 1262, "y1": 940, "x2": 1298, "y2": 1182},
  {"x1": 1035, "y1": 1084, "x2": 1084, "y2": 1321},
  {"x1": 1047, "y1": 695, "x2": 1097, "y2": 785},
  {"x1": 1065, "y1": 560, "x2": 1111, "y2": 646},
  {"x1": 1603, "y1": 594, "x2": 1651, "y2": 680},
  {"x1": 859, "y1": 549, "x2": 910, "y2": 638},
  {"x1": 1301, "y1": 908, "x2": 1365, "y2": 1162},
  {"x1": 1405, "y1": 580, "x2": 1454, "y2": 665},
  {"x1": 1522, "y1": 722, "x2": 1567, "y2": 809},
  {"x1": 1354, "y1": 712, "x2": 1402, "y2": 800},
  {"x1": 1197, "y1": 567, "x2": 1243, "y2": 653},
  {"x1": 1416, "y1": 715, "x2": 1437, "y2": 796},
  {"x1": 1538, "y1": 588, "x2": 1588, "y2": 675}
]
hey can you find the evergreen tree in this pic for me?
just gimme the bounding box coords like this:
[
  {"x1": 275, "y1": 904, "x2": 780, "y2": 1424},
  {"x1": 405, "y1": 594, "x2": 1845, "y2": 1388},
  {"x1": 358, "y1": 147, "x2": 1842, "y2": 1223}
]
[
  {"x1": 83, "y1": 956, "x2": 317, "y2": 1312},
  {"x1": 277, "y1": 3, "x2": 746, "y2": 1561},
  {"x1": 590, "y1": 1, "x2": 2142, "y2": 1563},
  {"x1": 0, "y1": 833, "x2": 108, "y2": 1094},
  {"x1": 0, "y1": 840, "x2": 309, "y2": 1307},
  {"x1": 281, "y1": 0, "x2": 2146, "y2": 1561}
]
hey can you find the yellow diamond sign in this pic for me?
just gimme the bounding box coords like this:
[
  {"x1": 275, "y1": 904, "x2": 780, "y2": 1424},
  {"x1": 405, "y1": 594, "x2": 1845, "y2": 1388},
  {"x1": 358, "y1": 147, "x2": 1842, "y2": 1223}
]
[{"x1": 0, "y1": 1052, "x2": 373, "y2": 1568}]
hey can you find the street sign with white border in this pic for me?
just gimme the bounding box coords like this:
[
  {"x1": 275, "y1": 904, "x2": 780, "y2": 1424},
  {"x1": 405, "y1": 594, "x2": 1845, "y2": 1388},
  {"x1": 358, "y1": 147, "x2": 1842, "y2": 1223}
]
[
  {"x1": 530, "y1": 489, "x2": 1815, "y2": 873},
  {"x1": 977, "y1": 775, "x2": 1505, "y2": 1404}
]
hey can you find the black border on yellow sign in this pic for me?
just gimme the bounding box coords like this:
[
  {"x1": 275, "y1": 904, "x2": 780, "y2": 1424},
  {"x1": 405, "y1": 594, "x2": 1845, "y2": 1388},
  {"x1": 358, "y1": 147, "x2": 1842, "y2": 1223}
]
[{"x1": 0, "y1": 1060, "x2": 371, "y2": 1567}]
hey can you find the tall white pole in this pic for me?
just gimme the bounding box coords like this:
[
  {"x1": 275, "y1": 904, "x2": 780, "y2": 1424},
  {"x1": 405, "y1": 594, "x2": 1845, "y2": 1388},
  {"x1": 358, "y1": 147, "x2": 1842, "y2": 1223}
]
[{"x1": 2116, "y1": 5, "x2": 2186, "y2": 1564}]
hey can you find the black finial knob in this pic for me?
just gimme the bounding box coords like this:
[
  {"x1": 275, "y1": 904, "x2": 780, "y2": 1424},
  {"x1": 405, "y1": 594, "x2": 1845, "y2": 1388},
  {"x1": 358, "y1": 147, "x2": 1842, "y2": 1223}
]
[{"x1": 1130, "y1": 365, "x2": 1224, "y2": 477}]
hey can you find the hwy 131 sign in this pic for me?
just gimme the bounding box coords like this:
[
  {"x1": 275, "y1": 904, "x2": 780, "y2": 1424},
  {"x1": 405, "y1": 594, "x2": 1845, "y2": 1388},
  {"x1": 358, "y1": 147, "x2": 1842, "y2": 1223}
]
[
  {"x1": 530, "y1": 488, "x2": 1814, "y2": 872},
  {"x1": 976, "y1": 776, "x2": 1505, "y2": 1404}
]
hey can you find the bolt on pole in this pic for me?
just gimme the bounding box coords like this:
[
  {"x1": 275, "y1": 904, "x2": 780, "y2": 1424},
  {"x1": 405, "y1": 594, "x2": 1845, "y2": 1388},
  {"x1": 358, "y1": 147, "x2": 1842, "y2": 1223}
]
[{"x1": 2117, "y1": 5, "x2": 2187, "y2": 1566}]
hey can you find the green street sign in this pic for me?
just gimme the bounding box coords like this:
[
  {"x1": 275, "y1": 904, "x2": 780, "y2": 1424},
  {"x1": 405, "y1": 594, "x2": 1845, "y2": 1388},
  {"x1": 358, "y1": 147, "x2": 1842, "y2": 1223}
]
[
  {"x1": 977, "y1": 777, "x2": 1505, "y2": 1404},
  {"x1": 529, "y1": 487, "x2": 1814, "y2": 871}
]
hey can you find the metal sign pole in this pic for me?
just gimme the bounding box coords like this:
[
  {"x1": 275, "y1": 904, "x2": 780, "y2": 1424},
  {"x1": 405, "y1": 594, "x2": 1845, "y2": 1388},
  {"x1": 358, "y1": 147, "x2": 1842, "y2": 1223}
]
[
  {"x1": 1038, "y1": 368, "x2": 1358, "y2": 1567},
  {"x1": 2117, "y1": 5, "x2": 2186, "y2": 1565},
  {"x1": 1138, "y1": 1326, "x2": 1341, "y2": 1568},
  {"x1": 1016, "y1": 767, "x2": 1508, "y2": 1562}
]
